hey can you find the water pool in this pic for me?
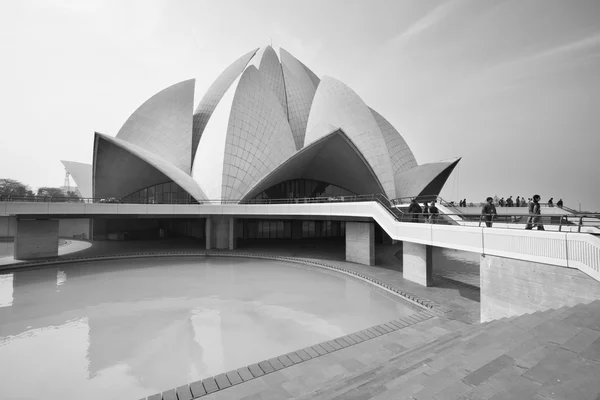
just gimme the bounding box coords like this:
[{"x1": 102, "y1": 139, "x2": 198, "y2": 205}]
[{"x1": 0, "y1": 256, "x2": 419, "y2": 400}]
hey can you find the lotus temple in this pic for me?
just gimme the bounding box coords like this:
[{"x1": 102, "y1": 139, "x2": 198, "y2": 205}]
[
  {"x1": 54, "y1": 46, "x2": 460, "y2": 243},
  {"x1": 2, "y1": 46, "x2": 600, "y2": 400}
]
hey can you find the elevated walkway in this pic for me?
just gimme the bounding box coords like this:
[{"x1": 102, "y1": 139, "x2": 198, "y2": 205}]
[
  {"x1": 2, "y1": 199, "x2": 600, "y2": 283},
  {"x1": 295, "y1": 300, "x2": 600, "y2": 400}
]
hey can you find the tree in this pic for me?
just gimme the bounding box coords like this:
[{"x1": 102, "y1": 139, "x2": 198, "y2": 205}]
[
  {"x1": 0, "y1": 178, "x2": 33, "y2": 197},
  {"x1": 37, "y1": 187, "x2": 65, "y2": 197}
]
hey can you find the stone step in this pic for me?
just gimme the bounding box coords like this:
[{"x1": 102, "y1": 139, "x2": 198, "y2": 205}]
[{"x1": 293, "y1": 301, "x2": 600, "y2": 400}]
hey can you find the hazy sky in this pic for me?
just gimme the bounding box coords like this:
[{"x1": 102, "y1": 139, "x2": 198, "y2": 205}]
[{"x1": 1, "y1": 0, "x2": 599, "y2": 210}]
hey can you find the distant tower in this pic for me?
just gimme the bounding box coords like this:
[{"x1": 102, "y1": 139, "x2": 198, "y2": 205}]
[{"x1": 64, "y1": 169, "x2": 71, "y2": 193}]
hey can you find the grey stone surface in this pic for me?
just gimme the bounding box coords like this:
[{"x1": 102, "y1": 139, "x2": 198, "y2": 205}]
[
  {"x1": 268, "y1": 357, "x2": 285, "y2": 371},
  {"x1": 237, "y1": 367, "x2": 254, "y2": 382},
  {"x1": 226, "y1": 370, "x2": 244, "y2": 386},
  {"x1": 189, "y1": 380, "x2": 206, "y2": 397},
  {"x1": 258, "y1": 360, "x2": 275, "y2": 374},
  {"x1": 162, "y1": 388, "x2": 177, "y2": 400},
  {"x1": 176, "y1": 385, "x2": 193, "y2": 400},
  {"x1": 248, "y1": 363, "x2": 265, "y2": 378},
  {"x1": 215, "y1": 373, "x2": 231, "y2": 389},
  {"x1": 202, "y1": 377, "x2": 219, "y2": 393}
]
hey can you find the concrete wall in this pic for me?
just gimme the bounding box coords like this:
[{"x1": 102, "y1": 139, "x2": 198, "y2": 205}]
[
  {"x1": 403, "y1": 242, "x2": 433, "y2": 287},
  {"x1": 345, "y1": 221, "x2": 374, "y2": 266},
  {"x1": 14, "y1": 219, "x2": 59, "y2": 260},
  {"x1": 0, "y1": 216, "x2": 17, "y2": 237},
  {"x1": 481, "y1": 254, "x2": 600, "y2": 322},
  {"x1": 59, "y1": 218, "x2": 90, "y2": 239}
]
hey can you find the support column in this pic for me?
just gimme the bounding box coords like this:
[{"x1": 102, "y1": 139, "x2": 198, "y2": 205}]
[
  {"x1": 403, "y1": 242, "x2": 433, "y2": 287},
  {"x1": 205, "y1": 217, "x2": 212, "y2": 250},
  {"x1": 14, "y1": 219, "x2": 59, "y2": 260},
  {"x1": 206, "y1": 216, "x2": 235, "y2": 250},
  {"x1": 228, "y1": 217, "x2": 237, "y2": 250},
  {"x1": 345, "y1": 221, "x2": 375, "y2": 266}
]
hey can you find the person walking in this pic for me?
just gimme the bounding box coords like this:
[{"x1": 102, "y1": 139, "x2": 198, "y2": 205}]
[
  {"x1": 525, "y1": 194, "x2": 545, "y2": 230},
  {"x1": 423, "y1": 201, "x2": 430, "y2": 223},
  {"x1": 429, "y1": 200, "x2": 439, "y2": 224},
  {"x1": 408, "y1": 199, "x2": 422, "y2": 223},
  {"x1": 506, "y1": 196, "x2": 514, "y2": 207},
  {"x1": 557, "y1": 198, "x2": 564, "y2": 208},
  {"x1": 515, "y1": 196, "x2": 521, "y2": 207},
  {"x1": 547, "y1": 197, "x2": 554, "y2": 207},
  {"x1": 463, "y1": 199, "x2": 467, "y2": 207},
  {"x1": 481, "y1": 197, "x2": 497, "y2": 227}
]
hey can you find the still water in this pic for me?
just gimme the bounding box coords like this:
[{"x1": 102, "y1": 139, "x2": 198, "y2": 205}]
[{"x1": 0, "y1": 257, "x2": 418, "y2": 400}]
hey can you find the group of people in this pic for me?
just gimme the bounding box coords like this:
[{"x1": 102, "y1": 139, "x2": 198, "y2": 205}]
[
  {"x1": 481, "y1": 194, "x2": 553, "y2": 230},
  {"x1": 493, "y1": 196, "x2": 563, "y2": 208},
  {"x1": 407, "y1": 199, "x2": 440, "y2": 223}
]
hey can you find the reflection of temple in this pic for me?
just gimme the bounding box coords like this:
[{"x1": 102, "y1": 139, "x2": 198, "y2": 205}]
[
  {"x1": 0, "y1": 265, "x2": 219, "y2": 391},
  {"x1": 0, "y1": 259, "x2": 396, "y2": 397}
]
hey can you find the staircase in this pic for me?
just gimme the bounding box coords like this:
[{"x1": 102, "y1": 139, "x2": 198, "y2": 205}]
[{"x1": 295, "y1": 301, "x2": 600, "y2": 400}]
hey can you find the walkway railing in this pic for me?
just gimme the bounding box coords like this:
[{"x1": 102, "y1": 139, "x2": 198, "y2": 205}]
[{"x1": 2, "y1": 193, "x2": 599, "y2": 232}]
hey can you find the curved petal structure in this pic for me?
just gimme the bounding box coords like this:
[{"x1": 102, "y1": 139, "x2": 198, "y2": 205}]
[
  {"x1": 258, "y1": 46, "x2": 288, "y2": 118},
  {"x1": 221, "y1": 66, "x2": 296, "y2": 200},
  {"x1": 305, "y1": 76, "x2": 396, "y2": 198},
  {"x1": 242, "y1": 128, "x2": 385, "y2": 200},
  {"x1": 369, "y1": 108, "x2": 418, "y2": 176},
  {"x1": 192, "y1": 48, "x2": 259, "y2": 164},
  {"x1": 61, "y1": 160, "x2": 92, "y2": 198},
  {"x1": 299, "y1": 59, "x2": 320, "y2": 87},
  {"x1": 83, "y1": 45, "x2": 459, "y2": 206},
  {"x1": 394, "y1": 159, "x2": 461, "y2": 199},
  {"x1": 93, "y1": 133, "x2": 207, "y2": 201},
  {"x1": 116, "y1": 79, "x2": 194, "y2": 173},
  {"x1": 280, "y1": 48, "x2": 318, "y2": 150}
]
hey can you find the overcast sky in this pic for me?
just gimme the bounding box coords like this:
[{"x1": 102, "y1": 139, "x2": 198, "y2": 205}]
[{"x1": 1, "y1": 0, "x2": 599, "y2": 210}]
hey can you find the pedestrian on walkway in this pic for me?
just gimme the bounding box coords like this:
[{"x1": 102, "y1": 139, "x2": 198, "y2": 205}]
[
  {"x1": 557, "y1": 199, "x2": 564, "y2": 208},
  {"x1": 506, "y1": 196, "x2": 514, "y2": 207},
  {"x1": 408, "y1": 199, "x2": 422, "y2": 223},
  {"x1": 525, "y1": 194, "x2": 545, "y2": 230},
  {"x1": 515, "y1": 196, "x2": 521, "y2": 207},
  {"x1": 423, "y1": 201, "x2": 430, "y2": 223},
  {"x1": 481, "y1": 197, "x2": 497, "y2": 227},
  {"x1": 547, "y1": 198, "x2": 554, "y2": 207}
]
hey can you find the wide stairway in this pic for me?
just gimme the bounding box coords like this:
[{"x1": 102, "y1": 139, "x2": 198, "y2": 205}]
[{"x1": 296, "y1": 301, "x2": 600, "y2": 400}]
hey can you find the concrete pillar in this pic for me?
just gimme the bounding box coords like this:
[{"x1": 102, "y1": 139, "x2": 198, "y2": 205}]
[
  {"x1": 403, "y1": 242, "x2": 433, "y2": 287},
  {"x1": 228, "y1": 217, "x2": 237, "y2": 250},
  {"x1": 345, "y1": 221, "x2": 375, "y2": 266},
  {"x1": 205, "y1": 217, "x2": 212, "y2": 249},
  {"x1": 206, "y1": 216, "x2": 235, "y2": 250},
  {"x1": 14, "y1": 219, "x2": 59, "y2": 260}
]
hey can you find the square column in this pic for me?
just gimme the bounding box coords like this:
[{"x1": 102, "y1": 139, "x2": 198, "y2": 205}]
[
  {"x1": 206, "y1": 216, "x2": 236, "y2": 250},
  {"x1": 403, "y1": 242, "x2": 433, "y2": 287},
  {"x1": 228, "y1": 217, "x2": 237, "y2": 250},
  {"x1": 205, "y1": 217, "x2": 212, "y2": 249},
  {"x1": 14, "y1": 219, "x2": 59, "y2": 260},
  {"x1": 345, "y1": 221, "x2": 375, "y2": 266}
]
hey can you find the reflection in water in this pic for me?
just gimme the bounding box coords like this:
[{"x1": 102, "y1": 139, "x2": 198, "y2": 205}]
[{"x1": 0, "y1": 257, "x2": 418, "y2": 400}]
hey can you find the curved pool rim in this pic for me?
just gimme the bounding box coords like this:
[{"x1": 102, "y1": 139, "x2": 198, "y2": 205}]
[{"x1": 0, "y1": 251, "x2": 445, "y2": 312}]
